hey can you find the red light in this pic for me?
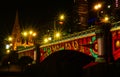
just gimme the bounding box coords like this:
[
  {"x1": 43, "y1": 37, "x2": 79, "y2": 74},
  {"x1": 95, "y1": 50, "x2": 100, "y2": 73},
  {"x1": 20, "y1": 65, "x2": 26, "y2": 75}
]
[{"x1": 59, "y1": 21, "x2": 63, "y2": 24}]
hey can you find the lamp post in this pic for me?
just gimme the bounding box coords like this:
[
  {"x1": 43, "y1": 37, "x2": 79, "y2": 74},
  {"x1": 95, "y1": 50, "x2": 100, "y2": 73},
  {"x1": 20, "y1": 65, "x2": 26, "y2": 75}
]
[
  {"x1": 94, "y1": 3, "x2": 114, "y2": 63},
  {"x1": 22, "y1": 30, "x2": 37, "y2": 46},
  {"x1": 54, "y1": 14, "x2": 65, "y2": 31},
  {"x1": 53, "y1": 14, "x2": 65, "y2": 41},
  {"x1": 94, "y1": 3, "x2": 102, "y2": 18},
  {"x1": 94, "y1": 3, "x2": 107, "y2": 62},
  {"x1": 22, "y1": 30, "x2": 40, "y2": 64}
]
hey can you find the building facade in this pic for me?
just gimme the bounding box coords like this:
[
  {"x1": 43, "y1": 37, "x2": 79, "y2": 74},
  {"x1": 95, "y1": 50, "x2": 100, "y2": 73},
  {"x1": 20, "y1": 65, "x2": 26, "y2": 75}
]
[{"x1": 73, "y1": 0, "x2": 88, "y2": 31}]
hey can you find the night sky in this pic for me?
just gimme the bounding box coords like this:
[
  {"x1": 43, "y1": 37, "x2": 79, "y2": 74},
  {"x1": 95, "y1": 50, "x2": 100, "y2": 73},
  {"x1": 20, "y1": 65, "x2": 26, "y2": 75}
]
[
  {"x1": 0, "y1": 0, "x2": 73, "y2": 40},
  {"x1": 0, "y1": 0, "x2": 73, "y2": 54}
]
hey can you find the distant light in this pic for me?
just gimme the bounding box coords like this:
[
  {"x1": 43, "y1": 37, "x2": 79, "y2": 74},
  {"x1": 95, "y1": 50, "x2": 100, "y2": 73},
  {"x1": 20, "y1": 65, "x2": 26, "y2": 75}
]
[
  {"x1": 94, "y1": 3, "x2": 102, "y2": 10},
  {"x1": 100, "y1": 10, "x2": 104, "y2": 13},
  {"x1": 55, "y1": 32, "x2": 60, "y2": 38},
  {"x1": 107, "y1": 5, "x2": 111, "y2": 8},
  {"x1": 59, "y1": 21, "x2": 64, "y2": 24},
  {"x1": 44, "y1": 38, "x2": 48, "y2": 43},
  {"x1": 6, "y1": 44, "x2": 10, "y2": 49},
  {"x1": 102, "y1": 16, "x2": 109, "y2": 23},
  {"x1": 10, "y1": 43, "x2": 13, "y2": 46},
  {"x1": 23, "y1": 32, "x2": 28, "y2": 37},
  {"x1": 8, "y1": 61, "x2": 11, "y2": 64},
  {"x1": 97, "y1": 4, "x2": 102, "y2": 8},
  {"x1": 6, "y1": 50, "x2": 10, "y2": 54},
  {"x1": 8, "y1": 37, "x2": 12, "y2": 41},
  {"x1": 60, "y1": 14, "x2": 65, "y2": 20},
  {"x1": 29, "y1": 30, "x2": 33, "y2": 35},
  {"x1": 48, "y1": 37, "x2": 52, "y2": 40},
  {"x1": 104, "y1": 17, "x2": 109, "y2": 21},
  {"x1": 33, "y1": 33, "x2": 37, "y2": 37}
]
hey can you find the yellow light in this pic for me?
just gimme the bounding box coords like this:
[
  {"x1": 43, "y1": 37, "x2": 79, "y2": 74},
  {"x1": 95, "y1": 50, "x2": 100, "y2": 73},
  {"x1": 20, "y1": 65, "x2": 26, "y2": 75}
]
[
  {"x1": 6, "y1": 50, "x2": 10, "y2": 54},
  {"x1": 23, "y1": 32, "x2": 28, "y2": 37},
  {"x1": 94, "y1": 3, "x2": 102, "y2": 10},
  {"x1": 29, "y1": 30, "x2": 33, "y2": 35},
  {"x1": 48, "y1": 37, "x2": 52, "y2": 40},
  {"x1": 33, "y1": 32, "x2": 36, "y2": 37},
  {"x1": 94, "y1": 6, "x2": 98, "y2": 10},
  {"x1": 10, "y1": 43, "x2": 13, "y2": 46},
  {"x1": 60, "y1": 14, "x2": 65, "y2": 20},
  {"x1": 102, "y1": 16, "x2": 109, "y2": 23},
  {"x1": 97, "y1": 3, "x2": 102, "y2": 8},
  {"x1": 8, "y1": 37, "x2": 12, "y2": 41},
  {"x1": 55, "y1": 32, "x2": 60, "y2": 38},
  {"x1": 44, "y1": 38, "x2": 48, "y2": 43},
  {"x1": 116, "y1": 40, "x2": 120, "y2": 48},
  {"x1": 104, "y1": 17, "x2": 109, "y2": 21}
]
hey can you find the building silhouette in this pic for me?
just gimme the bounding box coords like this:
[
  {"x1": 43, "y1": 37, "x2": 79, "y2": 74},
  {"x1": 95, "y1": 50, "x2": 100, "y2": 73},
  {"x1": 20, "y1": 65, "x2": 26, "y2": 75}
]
[
  {"x1": 72, "y1": 0, "x2": 88, "y2": 31},
  {"x1": 11, "y1": 9, "x2": 21, "y2": 50},
  {"x1": 113, "y1": 0, "x2": 120, "y2": 21},
  {"x1": 11, "y1": 9, "x2": 36, "y2": 50}
]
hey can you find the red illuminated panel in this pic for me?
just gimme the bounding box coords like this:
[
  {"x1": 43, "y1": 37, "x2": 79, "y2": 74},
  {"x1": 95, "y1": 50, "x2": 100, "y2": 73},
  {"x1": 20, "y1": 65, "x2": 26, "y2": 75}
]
[
  {"x1": 40, "y1": 48, "x2": 45, "y2": 61},
  {"x1": 79, "y1": 38, "x2": 84, "y2": 52},
  {"x1": 112, "y1": 30, "x2": 120, "y2": 60},
  {"x1": 71, "y1": 39, "x2": 79, "y2": 50}
]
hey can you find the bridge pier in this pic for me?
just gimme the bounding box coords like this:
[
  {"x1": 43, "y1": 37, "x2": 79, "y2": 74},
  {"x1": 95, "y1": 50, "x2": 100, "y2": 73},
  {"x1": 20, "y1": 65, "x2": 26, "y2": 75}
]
[{"x1": 95, "y1": 23, "x2": 114, "y2": 63}]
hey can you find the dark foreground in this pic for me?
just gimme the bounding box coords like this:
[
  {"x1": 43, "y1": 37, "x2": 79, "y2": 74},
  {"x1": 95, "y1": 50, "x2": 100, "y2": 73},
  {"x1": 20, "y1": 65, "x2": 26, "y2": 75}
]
[{"x1": 0, "y1": 62, "x2": 120, "y2": 77}]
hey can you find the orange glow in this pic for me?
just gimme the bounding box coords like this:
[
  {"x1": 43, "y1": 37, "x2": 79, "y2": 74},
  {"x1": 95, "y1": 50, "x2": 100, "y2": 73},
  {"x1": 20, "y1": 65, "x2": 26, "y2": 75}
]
[{"x1": 59, "y1": 21, "x2": 63, "y2": 24}]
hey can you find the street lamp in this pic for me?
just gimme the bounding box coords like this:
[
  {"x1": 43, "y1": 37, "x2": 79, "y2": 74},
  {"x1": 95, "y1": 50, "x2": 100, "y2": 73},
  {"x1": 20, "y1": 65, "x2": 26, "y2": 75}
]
[
  {"x1": 94, "y1": 3, "x2": 113, "y2": 63},
  {"x1": 22, "y1": 30, "x2": 37, "y2": 46},
  {"x1": 94, "y1": 3, "x2": 102, "y2": 18},
  {"x1": 23, "y1": 31, "x2": 28, "y2": 37},
  {"x1": 53, "y1": 31, "x2": 62, "y2": 41},
  {"x1": 43, "y1": 36, "x2": 52, "y2": 44},
  {"x1": 54, "y1": 14, "x2": 65, "y2": 31},
  {"x1": 59, "y1": 14, "x2": 65, "y2": 21},
  {"x1": 53, "y1": 14, "x2": 65, "y2": 41},
  {"x1": 4, "y1": 36, "x2": 13, "y2": 51},
  {"x1": 8, "y1": 37, "x2": 13, "y2": 42},
  {"x1": 101, "y1": 16, "x2": 109, "y2": 23}
]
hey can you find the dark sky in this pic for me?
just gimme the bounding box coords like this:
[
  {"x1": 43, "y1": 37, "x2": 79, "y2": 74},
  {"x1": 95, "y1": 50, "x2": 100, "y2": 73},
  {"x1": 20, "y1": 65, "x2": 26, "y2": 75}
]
[{"x1": 0, "y1": 0, "x2": 73, "y2": 42}]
